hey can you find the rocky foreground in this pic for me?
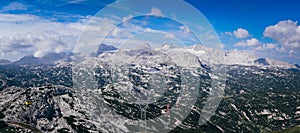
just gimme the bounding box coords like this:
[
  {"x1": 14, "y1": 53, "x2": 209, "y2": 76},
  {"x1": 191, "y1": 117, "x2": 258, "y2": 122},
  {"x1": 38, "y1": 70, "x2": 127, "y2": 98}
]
[{"x1": 0, "y1": 85, "x2": 101, "y2": 133}]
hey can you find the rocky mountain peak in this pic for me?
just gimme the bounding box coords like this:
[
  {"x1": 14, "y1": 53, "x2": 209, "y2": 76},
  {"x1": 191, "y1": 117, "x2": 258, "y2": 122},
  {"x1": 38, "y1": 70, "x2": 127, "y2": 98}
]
[{"x1": 96, "y1": 44, "x2": 117, "y2": 56}]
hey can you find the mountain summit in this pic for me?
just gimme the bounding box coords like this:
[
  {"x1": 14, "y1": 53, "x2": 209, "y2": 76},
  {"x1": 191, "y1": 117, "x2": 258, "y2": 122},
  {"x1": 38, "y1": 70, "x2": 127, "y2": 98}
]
[{"x1": 96, "y1": 44, "x2": 117, "y2": 56}]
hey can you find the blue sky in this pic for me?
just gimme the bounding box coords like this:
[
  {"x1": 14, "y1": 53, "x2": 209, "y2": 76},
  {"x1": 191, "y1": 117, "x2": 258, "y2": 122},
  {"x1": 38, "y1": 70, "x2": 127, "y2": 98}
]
[
  {"x1": 0, "y1": 0, "x2": 299, "y2": 64},
  {"x1": 187, "y1": 0, "x2": 300, "y2": 48}
]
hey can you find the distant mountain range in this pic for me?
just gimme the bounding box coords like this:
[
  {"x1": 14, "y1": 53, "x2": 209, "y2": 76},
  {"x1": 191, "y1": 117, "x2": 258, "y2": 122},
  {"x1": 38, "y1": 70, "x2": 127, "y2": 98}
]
[
  {"x1": 0, "y1": 43, "x2": 300, "y2": 132},
  {"x1": 0, "y1": 44, "x2": 299, "y2": 69},
  {"x1": 0, "y1": 59, "x2": 11, "y2": 65},
  {"x1": 2, "y1": 52, "x2": 73, "y2": 66}
]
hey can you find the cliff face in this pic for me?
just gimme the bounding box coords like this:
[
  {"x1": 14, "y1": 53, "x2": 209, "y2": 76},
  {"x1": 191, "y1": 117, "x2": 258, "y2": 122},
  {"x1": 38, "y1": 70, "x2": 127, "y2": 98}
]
[{"x1": 0, "y1": 86, "x2": 98, "y2": 133}]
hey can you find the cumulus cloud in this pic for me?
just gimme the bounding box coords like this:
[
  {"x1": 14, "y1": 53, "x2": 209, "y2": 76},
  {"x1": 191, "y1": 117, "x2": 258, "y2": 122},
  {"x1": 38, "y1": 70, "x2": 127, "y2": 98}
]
[
  {"x1": 234, "y1": 38, "x2": 260, "y2": 47},
  {"x1": 110, "y1": 27, "x2": 133, "y2": 39},
  {"x1": 1, "y1": 2, "x2": 28, "y2": 12},
  {"x1": 74, "y1": 16, "x2": 162, "y2": 53},
  {"x1": 0, "y1": 13, "x2": 85, "y2": 60},
  {"x1": 164, "y1": 33, "x2": 176, "y2": 39},
  {"x1": 74, "y1": 16, "x2": 121, "y2": 53},
  {"x1": 263, "y1": 20, "x2": 300, "y2": 51},
  {"x1": 179, "y1": 26, "x2": 191, "y2": 34},
  {"x1": 254, "y1": 43, "x2": 278, "y2": 51},
  {"x1": 233, "y1": 28, "x2": 250, "y2": 38},
  {"x1": 264, "y1": 43, "x2": 277, "y2": 49},
  {"x1": 148, "y1": 7, "x2": 164, "y2": 16},
  {"x1": 225, "y1": 28, "x2": 250, "y2": 39}
]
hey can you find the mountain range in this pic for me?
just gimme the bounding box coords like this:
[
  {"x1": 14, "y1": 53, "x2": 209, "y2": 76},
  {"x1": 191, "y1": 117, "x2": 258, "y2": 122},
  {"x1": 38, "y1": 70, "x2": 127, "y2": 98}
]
[
  {"x1": 0, "y1": 44, "x2": 299, "y2": 132},
  {"x1": 0, "y1": 44, "x2": 298, "y2": 69}
]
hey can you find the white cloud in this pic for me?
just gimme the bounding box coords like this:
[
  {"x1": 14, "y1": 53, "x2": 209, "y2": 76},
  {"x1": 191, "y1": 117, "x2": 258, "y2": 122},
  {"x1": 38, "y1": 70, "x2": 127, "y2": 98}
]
[
  {"x1": 220, "y1": 44, "x2": 225, "y2": 49},
  {"x1": 233, "y1": 28, "x2": 250, "y2": 38},
  {"x1": 224, "y1": 28, "x2": 250, "y2": 38},
  {"x1": 234, "y1": 38, "x2": 260, "y2": 47},
  {"x1": 148, "y1": 7, "x2": 164, "y2": 16},
  {"x1": 265, "y1": 43, "x2": 277, "y2": 49},
  {"x1": 263, "y1": 20, "x2": 300, "y2": 52},
  {"x1": 122, "y1": 15, "x2": 133, "y2": 22},
  {"x1": 0, "y1": 14, "x2": 39, "y2": 22},
  {"x1": 1, "y1": 2, "x2": 28, "y2": 12},
  {"x1": 74, "y1": 16, "x2": 159, "y2": 54},
  {"x1": 255, "y1": 43, "x2": 278, "y2": 51},
  {"x1": 224, "y1": 31, "x2": 233, "y2": 36},
  {"x1": 73, "y1": 16, "x2": 118, "y2": 53},
  {"x1": 110, "y1": 27, "x2": 133, "y2": 38},
  {"x1": 179, "y1": 26, "x2": 191, "y2": 34},
  {"x1": 164, "y1": 33, "x2": 176, "y2": 39},
  {"x1": 0, "y1": 14, "x2": 86, "y2": 60},
  {"x1": 65, "y1": 0, "x2": 87, "y2": 4}
]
